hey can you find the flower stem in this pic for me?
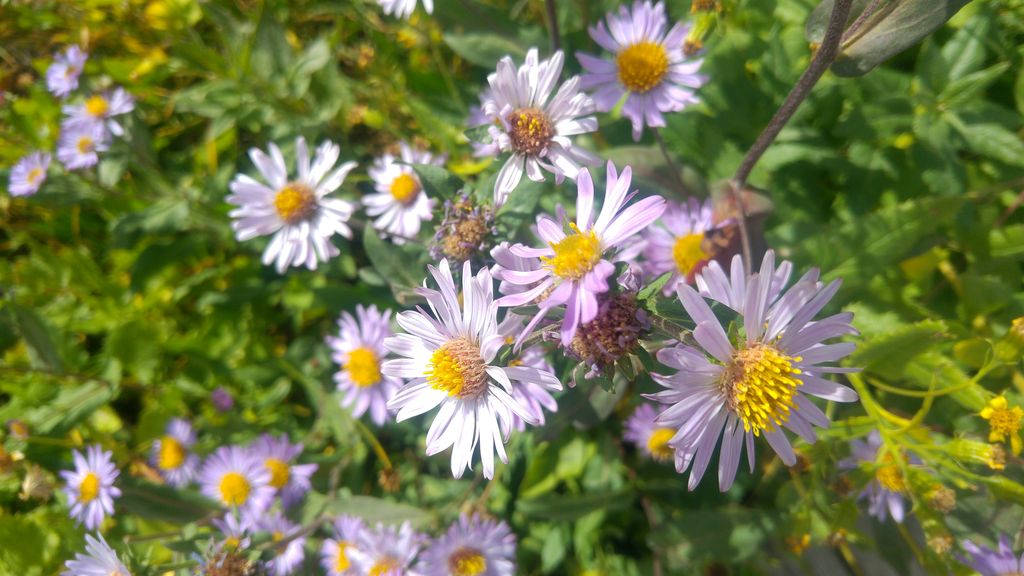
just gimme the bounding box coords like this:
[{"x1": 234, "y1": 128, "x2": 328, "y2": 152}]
[
  {"x1": 544, "y1": 0, "x2": 561, "y2": 53},
  {"x1": 652, "y1": 127, "x2": 688, "y2": 197}
]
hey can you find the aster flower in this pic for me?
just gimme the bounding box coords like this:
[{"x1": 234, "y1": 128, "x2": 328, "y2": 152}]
[
  {"x1": 60, "y1": 445, "x2": 121, "y2": 530},
  {"x1": 383, "y1": 259, "x2": 562, "y2": 479},
  {"x1": 328, "y1": 304, "x2": 402, "y2": 426},
  {"x1": 494, "y1": 161, "x2": 666, "y2": 346},
  {"x1": 250, "y1": 433, "x2": 317, "y2": 508},
  {"x1": 8, "y1": 151, "x2": 50, "y2": 197},
  {"x1": 365, "y1": 142, "x2": 443, "y2": 244},
  {"x1": 57, "y1": 121, "x2": 108, "y2": 170},
  {"x1": 642, "y1": 197, "x2": 725, "y2": 295},
  {"x1": 980, "y1": 395, "x2": 1023, "y2": 456},
  {"x1": 62, "y1": 533, "x2": 131, "y2": 576},
  {"x1": 259, "y1": 511, "x2": 306, "y2": 576},
  {"x1": 63, "y1": 87, "x2": 135, "y2": 137},
  {"x1": 350, "y1": 522, "x2": 425, "y2": 576},
  {"x1": 467, "y1": 90, "x2": 501, "y2": 158},
  {"x1": 46, "y1": 45, "x2": 88, "y2": 99},
  {"x1": 497, "y1": 315, "x2": 558, "y2": 432},
  {"x1": 481, "y1": 48, "x2": 599, "y2": 205},
  {"x1": 578, "y1": 0, "x2": 706, "y2": 140},
  {"x1": 379, "y1": 0, "x2": 432, "y2": 19},
  {"x1": 957, "y1": 534, "x2": 1024, "y2": 576},
  {"x1": 649, "y1": 251, "x2": 860, "y2": 491},
  {"x1": 198, "y1": 445, "x2": 275, "y2": 518},
  {"x1": 227, "y1": 137, "x2": 357, "y2": 273},
  {"x1": 624, "y1": 403, "x2": 676, "y2": 461},
  {"x1": 839, "y1": 431, "x2": 916, "y2": 523},
  {"x1": 320, "y1": 516, "x2": 366, "y2": 576},
  {"x1": 418, "y1": 514, "x2": 516, "y2": 576},
  {"x1": 150, "y1": 418, "x2": 199, "y2": 487},
  {"x1": 211, "y1": 387, "x2": 234, "y2": 412},
  {"x1": 212, "y1": 511, "x2": 253, "y2": 551}
]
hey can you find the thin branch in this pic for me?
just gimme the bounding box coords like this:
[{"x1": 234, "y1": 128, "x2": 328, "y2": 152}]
[
  {"x1": 652, "y1": 127, "x2": 689, "y2": 197},
  {"x1": 544, "y1": 0, "x2": 561, "y2": 53}
]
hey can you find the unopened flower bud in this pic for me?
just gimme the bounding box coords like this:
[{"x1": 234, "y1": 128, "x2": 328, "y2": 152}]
[{"x1": 927, "y1": 485, "x2": 956, "y2": 513}]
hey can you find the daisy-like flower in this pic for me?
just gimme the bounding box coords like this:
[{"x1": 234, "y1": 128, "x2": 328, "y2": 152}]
[
  {"x1": 482, "y1": 48, "x2": 599, "y2": 205},
  {"x1": 494, "y1": 161, "x2": 666, "y2": 346},
  {"x1": 320, "y1": 516, "x2": 365, "y2": 576},
  {"x1": 649, "y1": 251, "x2": 860, "y2": 491},
  {"x1": 212, "y1": 511, "x2": 253, "y2": 551},
  {"x1": 62, "y1": 533, "x2": 131, "y2": 576},
  {"x1": 198, "y1": 445, "x2": 275, "y2": 518},
  {"x1": 980, "y1": 395, "x2": 1023, "y2": 456},
  {"x1": 957, "y1": 534, "x2": 1024, "y2": 576},
  {"x1": 328, "y1": 304, "x2": 402, "y2": 426},
  {"x1": 624, "y1": 403, "x2": 676, "y2": 461},
  {"x1": 227, "y1": 137, "x2": 357, "y2": 273},
  {"x1": 63, "y1": 87, "x2": 134, "y2": 137},
  {"x1": 150, "y1": 418, "x2": 200, "y2": 487},
  {"x1": 838, "y1": 431, "x2": 915, "y2": 523},
  {"x1": 642, "y1": 197, "x2": 724, "y2": 295},
  {"x1": 578, "y1": 0, "x2": 707, "y2": 140},
  {"x1": 8, "y1": 151, "x2": 50, "y2": 197},
  {"x1": 57, "y1": 121, "x2": 108, "y2": 170},
  {"x1": 60, "y1": 445, "x2": 121, "y2": 530},
  {"x1": 350, "y1": 522, "x2": 425, "y2": 576},
  {"x1": 497, "y1": 315, "x2": 557, "y2": 432},
  {"x1": 365, "y1": 142, "x2": 443, "y2": 244},
  {"x1": 250, "y1": 433, "x2": 317, "y2": 508},
  {"x1": 46, "y1": 45, "x2": 88, "y2": 99},
  {"x1": 383, "y1": 259, "x2": 562, "y2": 479},
  {"x1": 418, "y1": 514, "x2": 516, "y2": 576},
  {"x1": 259, "y1": 511, "x2": 306, "y2": 576},
  {"x1": 379, "y1": 0, "x2": 432, "y2": 19}
]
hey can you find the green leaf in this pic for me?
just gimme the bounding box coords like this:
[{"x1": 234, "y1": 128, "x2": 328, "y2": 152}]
[
  {"x1": 306, "y1": 493, "x2": 433, "y2": 527},
  {"x1": 9, "y1": 304, "x2": 63, "y2": 371},
  {"x1": 412, "y1": 163, "x2": 464, "y2": 202},
  {"x1": 361, "y1": 225, "x2": 424, "y2": 299},
  {"x1": 26, "y1": 381, "x2": 116, "y2": 434},
  {"x1": 851, "y1": 320, "x2": 949, "y2": 376},
  {"x1": 939, "y1": 62, "x2": 1011, "y2": 109},
  {"x1": 444, "y1": 32, "x2": 525, "y2": 68},
  {"x1": 518, "y1": 490, "x2": 632, "y2": 521},
  {"x1": 638, "y1": 272, "x2": 673, "y2": 302},
  {"x1": 118, "y1": 479, "x2": 219, "y2": 524},
  {"x1": 948, "y1": 118, "x2": 1024, "y2": 167},
  {"x1": 941, "y1": 12, "x2": 989, "y2": 81}
]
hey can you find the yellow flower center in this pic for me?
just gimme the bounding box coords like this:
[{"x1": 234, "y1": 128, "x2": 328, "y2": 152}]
[
  {"x1": 369, "y1": 558, "x2": 399, "y2": 576},
  {"x1": 646, "y1": 428, "x2": 676, "y2": 461},
  {"x1": 616, "y1": 41, "x2": 670, "y2": 93},
  {"x1": 77, "y1": 136, "x2": 94, "y2": 154},
  {"x1": 426, "y1": 337, "x2": 488, "y2": 398},
  {"x1": 219, "y1": 472, "x2": 251, "y2": 506},
  {"x1": 449, "y1": 548, "x2": 487, "y2": 576},
  {"x1": 78, "y1": 472, "x2": 100, "y2": 503},
  {"x1": 335, "y1": 542, "x2": 352, "y2": 572},
  {"x1": 875, "y1": 464, "x2": 906, "y2": 492},
  {"x1": 506, "y1": 107, "x2": 554, "y2": 156},
  {"x1": 273, "y1": 182, "x2": 316, "y2": 224},
  {"x1": 224, "y1": 536, "x2": 241, "y2": 550},
  {"x1": 265, "y1": 458, "x2": 291, "y2": 489},
  {"x1": 542, "y1": 224, "x2": 602, "y2": 280},
  {"x1": 346, "y1": 347, "x2": 382, "y2": 387},
  {"x1": 27, "y1": 168, "x2": 43, "y2": 184},
  {"x1": 672, "y1": 233, "x2": 708, "y2": 276},
  {"x1": 981, "y1": 398, "x2": 1022, "y2": 441},
  {"x1": 85, "y1": 95, "x2": 109, "y2": 117},
  {"x1": 158, "y1": 435, "x2": 186, "y2": 470},
  {"x1": 389, "y1": 172, "x2": 421, "y2": 205},
  {"x1": 722, "y1": 344, "x2": 803, "y2": 436}
]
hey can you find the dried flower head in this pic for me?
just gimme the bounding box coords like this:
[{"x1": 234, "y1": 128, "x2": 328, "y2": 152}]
[{"x1": 431, "y1": 194, "x2": 495, "y2": 263}]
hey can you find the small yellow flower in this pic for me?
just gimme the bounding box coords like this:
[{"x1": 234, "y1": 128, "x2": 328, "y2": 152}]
[{"x1": 980, "y1": 395, "x2": 1023, "y2": 456}]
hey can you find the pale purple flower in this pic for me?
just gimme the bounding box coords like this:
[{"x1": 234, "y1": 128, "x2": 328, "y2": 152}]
[
  {"x1": 642, "y1": 197, "x2": 724, "y2": 295},
  {"x1": 481, "y1": 48, "x2": 599, "y2": 206},
  {"x1": 63, "y1": 87, "x2": 134, "y2": 137},
  {"x1": 327, "y1": 304, "x2": 402, "y2": 426},
  {"x1": 838, "y1": 431, "x2": 915, "y2": 523},
  {"x1": 379, "y1": 0, "x2": 432, "y2": 19},
  {"x1": 259, "y1": 511, "x2": 305, "y2": 576},
  {"x1": 624, "y1": 403, "x2": 676, "y2": 461},
  {"x1": 211, "y1": 387, "x2": 234, "y2": 412},
  {"x1": 62, "y1": 533, "x2": 131, "y2": 576},
  {"x1": 57, "y1": 121, "x2": 108, "y2": 170},
  {"x1": 578, "y1": 0, "x2": 706, "y2": 140},
  {"x1": 212, "y1": 511, "x2": 253, "y2": 551},
  {"x1": 227, "y1": 137, "x2": 357, "y2": 273},
  {"x1": 957, "y1": 534, "x2": 1024, "y2": 576},
  {"x1": 8, "y1": 151, "x2": 50, "y2": 197},
  {"x1": 494, "y1": 161, "x2": 666, "y2": 346},
  {"x1": 350, "y1": 522, "x2": 425, "y2": 576},
  {"x1": 418, "y1": 514, "x2": 516, "y2": 576},
  {"x1": 321, "y1": 516, "x2": 366, "y2": 576},
  {"x1": 250, "y1": 433, "x2": 317, "y2": 508},
  {"x1": 150, "y1": 418, "x2": 199, "y2": 487},
  {"x1": 498, "y1": 315, "x2": 557, "y2": 432},
  {"x1": 60, "y1": 445, "x2": 121, "y2": 531},
  {"x1": 649, "y1": 251, "x2": 860, "y2": 491},
  {"x1": 383, "y1": 259, "x2": 562, "y2": 479},
  {"x1": 47, "y1": 45, "x2": 88, "y2": 99},
  {"x1": 198, "y1": 445, "x2": 275, "y2": 518},
  {"x1": 365, "y1": 142, "x2": 443, "y2": 244},
  {"x1": 467, "y1": 89, "x2": 501, "y2": 158}
]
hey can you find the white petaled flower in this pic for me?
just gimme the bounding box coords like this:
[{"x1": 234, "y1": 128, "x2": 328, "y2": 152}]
[
  {"x1": 8, "y1": 151, "x2": 51, "y2": 197},
  {"x1": 62, "y1": 533, "x2": 131, "y2": 576},
  {"x1": 320, "y1": 516, "x2": 366, "y2": 576},
  {"x1": 198, "y1": 445, "x2": 275, "y2": 518},
  {"x1": 259, "y1": 511, "x2": 306, "y2": 576},
  {"x1": 378, "y1": 0, "x2": 432, "y2": 19},
  {"x1": 578, "y1": 0, "x2": 707, "y2": 140},
  {"x1": 150, "y1": 418, "x2": 200, "y2": 487},
  {"x1": 60, "y1": 445, "x2": 121, "y2": 531},
  {"x1": 482, "y1": 48, "x2": 599, "y2": 206},
  {"x1": 250, "y1": 433, "x2": 318, "y2": 508},
  {"x1": 57, "y1": 121, "x2": 108, "y2": 171},
  {"x1": 227, "y1": 137, "x2": 357, "y2": 273},
  {"x1": 350, "y1": 522, "x2": 425, "y2": 576},
  {"x1": 649, "y1": 251, "x2": 860, "y2": 491},
  {"x1": 327, "y1": 304, "x2": 402, "y2": 426},
  {"x1": 418, "y1": 514, "x2": 516, "y2": 576},
  {"x1": 383, "y1": 259, "x2": 563, "y2": 479},
  {"x1": 212, "y1": 511, "x2": 253, "y2": 551},
  {"x1": 494, "y1": 161, "x2": 666, "y2": 346},
  {"x1": 365, "y1": 142, "x2": 443, "y2": 244},
  {"x1": 63, "y1": 87, "x2": 135, "y2": 137},
  {"x1": 47, "y1": 45, "x2": 88, "y2": 99},
  {"x1": 642, "y1": 197, "x2": 725, "y2": 295}
]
